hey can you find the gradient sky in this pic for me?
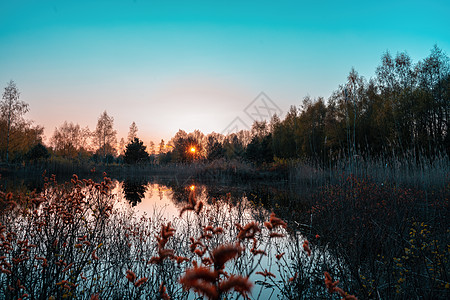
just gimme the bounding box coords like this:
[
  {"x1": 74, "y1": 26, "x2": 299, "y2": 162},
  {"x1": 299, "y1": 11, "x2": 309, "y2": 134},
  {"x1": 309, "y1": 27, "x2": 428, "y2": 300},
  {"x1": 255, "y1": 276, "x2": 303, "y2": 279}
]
[{"x1": 1, "y1": 0, "x2": 449, "y2": 146}]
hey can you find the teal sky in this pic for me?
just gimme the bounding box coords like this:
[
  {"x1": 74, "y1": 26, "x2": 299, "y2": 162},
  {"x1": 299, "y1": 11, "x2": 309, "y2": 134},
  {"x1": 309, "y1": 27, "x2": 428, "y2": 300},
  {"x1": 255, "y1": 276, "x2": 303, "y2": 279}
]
[{"x1": 1, "y1": 0, "x2": 449, "y2": 145}]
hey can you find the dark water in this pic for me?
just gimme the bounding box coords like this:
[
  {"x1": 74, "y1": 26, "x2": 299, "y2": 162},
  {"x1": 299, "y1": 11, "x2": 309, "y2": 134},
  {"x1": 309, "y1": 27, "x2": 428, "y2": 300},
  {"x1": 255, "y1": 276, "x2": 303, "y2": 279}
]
[{"x1": 0, "y1": 173, "x2": 308, "y2": 216}]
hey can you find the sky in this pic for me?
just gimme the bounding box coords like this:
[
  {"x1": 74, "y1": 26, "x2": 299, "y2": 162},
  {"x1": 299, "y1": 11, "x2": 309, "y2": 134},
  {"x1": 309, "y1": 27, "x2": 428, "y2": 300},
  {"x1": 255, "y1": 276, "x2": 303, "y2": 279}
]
[{"x1": 1, "y1": 0, "x2": 449, "y2": 146}]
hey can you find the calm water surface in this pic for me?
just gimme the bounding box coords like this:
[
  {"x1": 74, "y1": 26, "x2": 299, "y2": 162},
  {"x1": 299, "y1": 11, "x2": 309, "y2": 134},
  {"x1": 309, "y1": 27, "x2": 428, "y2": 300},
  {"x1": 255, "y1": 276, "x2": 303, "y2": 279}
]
[{"x1": 1, "y1": 175, "x2": 337, "y2": 299}]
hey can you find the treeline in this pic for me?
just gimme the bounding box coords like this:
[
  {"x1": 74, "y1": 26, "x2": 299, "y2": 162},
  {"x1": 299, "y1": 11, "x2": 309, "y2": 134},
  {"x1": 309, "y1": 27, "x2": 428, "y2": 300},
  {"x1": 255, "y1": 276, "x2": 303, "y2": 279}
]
[
  {"x1": 1, "y1": 45, "x2": 448, "y2": 167},
  {"x1": 162, "y1": 45, "x2": 450, "y2": 165},
  {"x1": 0, "y1": 96, "x2": 150, "y2": 165},
  {"x1": 285, "y1": 45, "x2": 450, "y2": 162},
  {"x1": 0, "y1": 104, "x2": 124, "y2": 165}
]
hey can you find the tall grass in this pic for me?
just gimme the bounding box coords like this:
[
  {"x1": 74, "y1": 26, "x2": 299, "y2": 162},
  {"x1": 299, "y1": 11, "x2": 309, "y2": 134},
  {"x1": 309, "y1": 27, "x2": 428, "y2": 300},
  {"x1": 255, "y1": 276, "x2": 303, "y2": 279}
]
[
  {"x1": 289, "y1": 151, "x2": 449, "y2": 190},
  {"x1": 289, "y1": 174, "x2": 449, "y2": 299}
]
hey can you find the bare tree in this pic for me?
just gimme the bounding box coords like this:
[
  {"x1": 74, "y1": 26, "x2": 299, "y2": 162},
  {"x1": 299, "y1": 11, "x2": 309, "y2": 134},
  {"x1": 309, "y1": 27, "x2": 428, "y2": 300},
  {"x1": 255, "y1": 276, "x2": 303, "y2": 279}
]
[
  {"x1": 158, "y1": 139, "x2": 165, "y2": 154},
  {"x1": 118, "y1": 137, "x2": 126, "y2": 156},
  {"x1": 1, "y1": 80, "x2": 29, "y2": 163},
  {"x1": 93, "y1": 111, "x2": 117, "y2": 161},
  {"x1": 148, "y1": 141, "x2": 156, "y2": 155},
  {"x1": 50, "y1": 121, "x2": 91, "y2": 158},
  {"x1": 127, "y1": 121, "x2": 138, "y2": 143}
]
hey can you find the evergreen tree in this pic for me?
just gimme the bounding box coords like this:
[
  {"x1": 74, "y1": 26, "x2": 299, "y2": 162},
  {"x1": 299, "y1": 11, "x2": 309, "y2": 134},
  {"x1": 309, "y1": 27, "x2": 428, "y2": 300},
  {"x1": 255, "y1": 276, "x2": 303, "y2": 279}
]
[{"x1": 124, "y1": 137, "x2": 149, "y2": 164}]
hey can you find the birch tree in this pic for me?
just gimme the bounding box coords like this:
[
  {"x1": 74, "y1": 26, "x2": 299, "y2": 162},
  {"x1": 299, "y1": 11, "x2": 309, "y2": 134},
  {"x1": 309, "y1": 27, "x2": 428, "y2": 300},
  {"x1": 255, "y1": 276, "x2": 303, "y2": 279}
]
[
  {"x1": 1, "y1": 80, "x2": 29, "y2": 163},
  {"x1": 93, "y1": 111, "x2": 117, "y2": 160},
  {"x1": 127, "y1": 121, "x2": 138, "y2": 143}
]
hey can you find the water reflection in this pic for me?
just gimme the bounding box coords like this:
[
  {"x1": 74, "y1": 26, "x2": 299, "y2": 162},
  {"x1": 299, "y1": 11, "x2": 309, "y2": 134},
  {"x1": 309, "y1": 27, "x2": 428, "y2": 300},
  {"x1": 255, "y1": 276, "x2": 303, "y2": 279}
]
[
  {"x1": 159, "y1": 180, "x2": 279, "y2": 209},
  {"x1": 119, "y1": 180, "x2": 331, "y2": 299},
  {"x1": 122, "y1": 178, "x2": 148, "y2": 206},
  {"x1": 0, "y1": 176, "x2": 46, "y2": 194},
  {"x1": 124, "y1": 179, "x2": 304, "y2": 234},
  {"x1": 0, "y1": 175, "x2": 342, "y2": 299}
]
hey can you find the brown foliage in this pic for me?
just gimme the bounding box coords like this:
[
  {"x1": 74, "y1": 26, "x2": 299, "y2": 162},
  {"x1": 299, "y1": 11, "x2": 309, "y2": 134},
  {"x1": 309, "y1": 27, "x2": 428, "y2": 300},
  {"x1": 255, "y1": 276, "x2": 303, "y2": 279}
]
[
  {"x1": 324, "y1": 272, "x2": 357, "y2": 300},
  {"x1": 126, "y1": 270, "x2": 136, "y2": 283},
  {"x1": 179, "y1": 267, "x2": 219, "y2": 299},
  {"x1": 236, "y1": 222, "x2": 261, "y2": 240},
  {"x1": 212, "y1": 243, "x2": 243, "y2": 270},
  {"x1": 302, "y1": 240, "x2": 311, "y2": 256}
]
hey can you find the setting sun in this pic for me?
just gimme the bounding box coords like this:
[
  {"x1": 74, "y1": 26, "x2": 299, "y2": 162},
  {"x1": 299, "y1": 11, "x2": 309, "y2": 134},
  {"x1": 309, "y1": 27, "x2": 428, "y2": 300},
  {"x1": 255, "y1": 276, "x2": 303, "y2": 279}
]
[
  {"x1": 190, "y1": 147, "x2": 196, "y2": 153},
  {"x1": 189, "y1": 185, "x2": 195, "y2": 191}
]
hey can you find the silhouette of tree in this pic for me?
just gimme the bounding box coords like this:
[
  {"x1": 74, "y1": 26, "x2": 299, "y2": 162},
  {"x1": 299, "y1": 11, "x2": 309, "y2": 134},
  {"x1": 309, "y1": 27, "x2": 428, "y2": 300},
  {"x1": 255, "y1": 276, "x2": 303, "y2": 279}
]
[
  {"x1": 223, "y1": 134, "x2": 245, "y2": 160},
  {"x1": 245, "y1": 134, "x2": 273, "y2": 165},
  {"x1": 171, "y1": 131, "x2": 202, "y2": 163},
  {"x1": 26, "y1": 143, "x2": 50, "y2": 163},
  {"x1": 124, "y1": 137, "x2": 149, "y2": 164},
  {"x1": 206, "y1": 135, "x2": 224, "y2": 161}
]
